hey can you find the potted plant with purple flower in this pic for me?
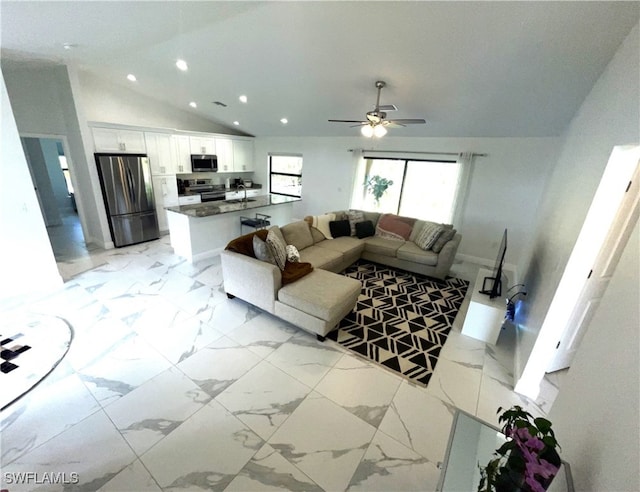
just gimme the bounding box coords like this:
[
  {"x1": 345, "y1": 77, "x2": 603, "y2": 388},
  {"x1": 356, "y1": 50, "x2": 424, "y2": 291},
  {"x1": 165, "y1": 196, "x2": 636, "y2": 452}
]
[{"x1": 478, "y1": 406, "x2": 561, "y2": 492}]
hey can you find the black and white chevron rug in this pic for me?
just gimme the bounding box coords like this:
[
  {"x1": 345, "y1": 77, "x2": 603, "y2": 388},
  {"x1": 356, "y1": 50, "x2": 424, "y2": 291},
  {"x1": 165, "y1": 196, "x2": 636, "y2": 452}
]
[{"x1": 328, "y1": 261, "x2": 469, "y2": 387}]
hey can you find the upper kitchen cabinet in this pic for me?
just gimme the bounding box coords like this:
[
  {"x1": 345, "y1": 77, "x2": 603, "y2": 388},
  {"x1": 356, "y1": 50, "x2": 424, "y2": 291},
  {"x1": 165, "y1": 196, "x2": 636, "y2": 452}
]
[
  {"x1": 215, "y1": 138, "x2": 234, "y2": 172},
  {"x1": 189, "y1": 136, "x2": 216, "y2": 155},
  {"x1": 92, "y1": 127, "x2": 146, "y2": 153},
  {"x1": 232, "y1": 139, "x2": 254, "y2": 172},
  {"x1": 144, "y1": 132, "x2": 176, "y2": 175},
  {"x1": 173, "y1": 135, "x2": 192, "y2": 173}
]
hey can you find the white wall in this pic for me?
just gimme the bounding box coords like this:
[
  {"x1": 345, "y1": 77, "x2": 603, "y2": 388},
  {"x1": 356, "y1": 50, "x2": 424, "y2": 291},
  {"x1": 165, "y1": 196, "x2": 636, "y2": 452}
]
[
  {"x1": 76, "y1": 70, "x2": 247, "y2": 136},
  {"x1": 516, "y1": 23, "x2": 640, "y2": 383},
  {"x1": 253, "y1": 136, "x2": 560, "y2": 271},
  {"x1": 549, "y1": 219, "x2": 639, "y2": 491},
  {"x1": 0, "y1": 69, "x2": 62, "y2": 302},
  {"x1": 2, "y1": 63, "x2": 108, "y2": 246}
]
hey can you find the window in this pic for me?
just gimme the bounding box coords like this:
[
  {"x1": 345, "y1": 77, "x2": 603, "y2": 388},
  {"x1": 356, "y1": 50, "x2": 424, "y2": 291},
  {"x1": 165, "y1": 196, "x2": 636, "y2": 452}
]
[
  {"x1": 269, "y1": 154, "x2": 302, "y2": 198},
  {"x1": 351, "y1": 156, "x2": 466, "y2": 223},
  {"x1": 58, "y1": 154, "x2": 74, "y2": 194}
]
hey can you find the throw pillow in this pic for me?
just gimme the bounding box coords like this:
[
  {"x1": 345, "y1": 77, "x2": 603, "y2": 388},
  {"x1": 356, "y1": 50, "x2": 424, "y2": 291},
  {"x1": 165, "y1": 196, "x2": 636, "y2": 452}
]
[
  {"x1": 409, "y1": 220, "x2": 430, "y2": 243},
  {"x1": 329, "y1": 219, "x2": 351, "y2": 238},
  {"x1": 347, "y1": 209, "x2": 365, "y2": 236},
  {"x1": 286, "y1": 244, "x2": 300, "y2": 262},
  {"x1": 253, "y1": 235, "x2": 277, "y2": 265},
  {"x1": 312, "y1": 213, "x2": 335, "y2": 239},
  {"x1": 355, "y1": 220, "x2": 375, "y2": 239},
  {"x1": 415, "y1": 222, "x2": 445, "y2": 250},
  {"x1": 431, "y1": 228, "x2": 457, "y2": 253},
  {"x1": 225, "y1": 229, "x2": 268, "y2": 258},
  {"x1": 375, "y1": 213, "x2": 416, "y2": 241},
  {"x1": 266, "y1": 227, "x2": 287, "y2": 270}
]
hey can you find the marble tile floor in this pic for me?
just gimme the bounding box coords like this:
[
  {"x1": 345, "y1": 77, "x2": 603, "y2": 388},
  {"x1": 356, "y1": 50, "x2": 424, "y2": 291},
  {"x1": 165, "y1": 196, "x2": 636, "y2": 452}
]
[
  {"x1": 1, "y1": 237, "x2": 559, "y2": 491},
  {"x1": 46, "y1": 212, "x2": 96, "y2": 263}
]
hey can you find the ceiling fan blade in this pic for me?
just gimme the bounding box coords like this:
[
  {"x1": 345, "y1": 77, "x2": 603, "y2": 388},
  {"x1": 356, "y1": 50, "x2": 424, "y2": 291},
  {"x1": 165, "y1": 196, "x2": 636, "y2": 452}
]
[
  {"x1": 378, "y1": 104, "x2": 397, "y2": 111},
  {"x1": 328, "y1": 119, "x2": 368, "y2": 124},
  {"x1": 384, "y1": 121, "x2": 406, "y2": 128},
  {"x1": 387, "y1": 118, "x2": 426, "y2": 125}
]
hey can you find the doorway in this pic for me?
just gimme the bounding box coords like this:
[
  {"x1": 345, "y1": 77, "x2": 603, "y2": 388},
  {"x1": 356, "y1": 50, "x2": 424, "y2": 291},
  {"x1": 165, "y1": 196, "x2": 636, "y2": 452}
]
[
  {"x1": 515, "y1": 145, "x2": 640, "y2": 399},
  {"x1": 20, "y1": 135, "x2": 91, "y2": 263},
  {"x1": 546, "y1": 146, "x2": 639, "y2": 372}
]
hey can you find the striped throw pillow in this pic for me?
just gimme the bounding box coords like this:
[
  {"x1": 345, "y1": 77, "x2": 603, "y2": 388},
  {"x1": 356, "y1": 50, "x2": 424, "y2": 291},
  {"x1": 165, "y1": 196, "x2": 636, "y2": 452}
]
[
  {"x1": 266, "y1": 227, "x2": 287, "y2": 270},
  {"x1": 415, "y1": 222, "x2": 445, "y2": 250}
]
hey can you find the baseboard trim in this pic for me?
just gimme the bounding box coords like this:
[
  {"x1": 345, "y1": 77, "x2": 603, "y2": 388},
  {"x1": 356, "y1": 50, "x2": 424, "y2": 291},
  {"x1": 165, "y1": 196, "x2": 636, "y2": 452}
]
[{"x1": 190, "y1": 246, "x2": 225, "y2": 263}]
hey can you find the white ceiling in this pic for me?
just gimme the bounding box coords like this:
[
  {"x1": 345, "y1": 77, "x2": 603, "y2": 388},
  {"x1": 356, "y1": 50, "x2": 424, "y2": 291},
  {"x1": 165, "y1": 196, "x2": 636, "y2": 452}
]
[{"x1": 1, "y1": 1, "x2": 638, "y2": 138}]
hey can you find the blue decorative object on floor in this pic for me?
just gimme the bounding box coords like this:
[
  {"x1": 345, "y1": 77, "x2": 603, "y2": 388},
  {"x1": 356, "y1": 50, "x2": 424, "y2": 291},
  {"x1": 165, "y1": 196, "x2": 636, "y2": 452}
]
[
  {"x1": 1, "y1": 313, "x2": 73, "y2": 411},
  {"x1": 328, "y1": 261, "x2": 469, "y2": 387}
]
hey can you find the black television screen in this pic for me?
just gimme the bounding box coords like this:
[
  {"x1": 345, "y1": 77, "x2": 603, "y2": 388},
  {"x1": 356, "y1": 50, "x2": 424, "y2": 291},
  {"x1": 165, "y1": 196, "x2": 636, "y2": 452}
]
[{"x1": 480, "y1": 228, "x2": 507, "y2": 299}]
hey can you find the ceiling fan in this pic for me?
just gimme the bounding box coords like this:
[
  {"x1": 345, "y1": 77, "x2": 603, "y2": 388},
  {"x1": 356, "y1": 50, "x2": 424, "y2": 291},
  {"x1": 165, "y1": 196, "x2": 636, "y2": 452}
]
[{"x1": 328, "y1": 80, "x2": 426, "y2": 137}]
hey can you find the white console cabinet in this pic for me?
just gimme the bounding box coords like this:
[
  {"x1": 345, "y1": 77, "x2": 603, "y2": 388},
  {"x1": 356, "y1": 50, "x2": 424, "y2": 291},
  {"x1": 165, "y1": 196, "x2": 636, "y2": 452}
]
[{"x1": 461, "y1": 268, "x2": 508, "y2": 345}]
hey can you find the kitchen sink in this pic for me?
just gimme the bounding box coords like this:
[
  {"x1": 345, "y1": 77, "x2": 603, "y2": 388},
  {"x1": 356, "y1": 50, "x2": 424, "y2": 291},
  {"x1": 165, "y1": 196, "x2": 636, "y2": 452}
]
[{"x1": 225, "y1": 199, "x2": 257, "y2": 204}]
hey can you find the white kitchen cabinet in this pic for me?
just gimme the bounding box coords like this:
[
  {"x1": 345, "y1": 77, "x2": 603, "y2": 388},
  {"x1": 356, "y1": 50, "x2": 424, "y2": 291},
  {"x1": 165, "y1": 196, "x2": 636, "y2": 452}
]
[
  {"x1": 151, "y1": 175, "x2": 179, "y2": 232},
  {"x1": 173, "y1": 135, "x2": 192, "y2": 173},
  {"x1": 215, "y1": 138, "x2": 234, "y2": 172},
  {"x1": 92, "y1": 127, "x2": 146, "y2": 153},
  {"x1": 232, "y1": 139, "x2": 254, "y2": 172},
  {"x1": 190, "y1": 136, "x2": 216, "y2": 155},
  {"x1": 145, "y1": 132, "x2": 176, "y2": 174},
  {"x1": 178, "y1": 195, "x2": 201, "y2": 205}
]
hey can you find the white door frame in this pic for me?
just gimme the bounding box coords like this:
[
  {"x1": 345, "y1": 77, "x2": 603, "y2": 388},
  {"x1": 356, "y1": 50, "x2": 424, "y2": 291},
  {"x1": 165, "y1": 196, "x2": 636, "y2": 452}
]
[
  {"x1": 547, "y1": 158, "x2": 640, "y2": 372},
  {"x1": 515, "y1": 145, "x2": 640, "y2": 398}
]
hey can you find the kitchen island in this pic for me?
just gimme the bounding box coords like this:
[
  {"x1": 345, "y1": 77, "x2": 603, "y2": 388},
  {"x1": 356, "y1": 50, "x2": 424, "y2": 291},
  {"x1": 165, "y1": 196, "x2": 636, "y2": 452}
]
[{"x1": 166, "y1": 194, "x2": 300, "y2": 262}]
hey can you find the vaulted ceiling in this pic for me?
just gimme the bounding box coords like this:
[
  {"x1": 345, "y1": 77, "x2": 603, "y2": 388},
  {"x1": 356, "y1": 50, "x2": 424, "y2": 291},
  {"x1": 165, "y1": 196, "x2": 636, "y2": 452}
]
[{"x1": 1, "y1": 1, "x2": 638, "y2": 138}]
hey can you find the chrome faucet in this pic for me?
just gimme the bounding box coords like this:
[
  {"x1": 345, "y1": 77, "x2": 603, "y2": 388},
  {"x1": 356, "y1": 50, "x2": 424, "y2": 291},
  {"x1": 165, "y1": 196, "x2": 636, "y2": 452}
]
[{"x1": 237, "y1": 184, "x2": 247, "y2": 203}]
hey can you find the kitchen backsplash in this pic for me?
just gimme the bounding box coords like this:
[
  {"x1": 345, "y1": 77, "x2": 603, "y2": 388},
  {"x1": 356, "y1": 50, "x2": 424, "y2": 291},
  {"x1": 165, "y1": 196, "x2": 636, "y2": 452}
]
[{"x1": 176, "y1": 171, "x2": 254, "y2": 185}]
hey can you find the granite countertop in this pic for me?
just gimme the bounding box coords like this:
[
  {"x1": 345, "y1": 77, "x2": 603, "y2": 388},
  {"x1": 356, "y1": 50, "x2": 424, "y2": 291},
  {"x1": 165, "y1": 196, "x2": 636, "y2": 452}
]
[{"x1": 166, "y1": 194, "x2": 300, "y2": 218}]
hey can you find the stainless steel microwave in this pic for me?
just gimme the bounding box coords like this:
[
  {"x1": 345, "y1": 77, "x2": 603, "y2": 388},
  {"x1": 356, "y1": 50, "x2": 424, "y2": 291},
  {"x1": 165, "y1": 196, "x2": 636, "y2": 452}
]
[{"x1": 191, "y1": 154, "x2": 218, "y2": 172}]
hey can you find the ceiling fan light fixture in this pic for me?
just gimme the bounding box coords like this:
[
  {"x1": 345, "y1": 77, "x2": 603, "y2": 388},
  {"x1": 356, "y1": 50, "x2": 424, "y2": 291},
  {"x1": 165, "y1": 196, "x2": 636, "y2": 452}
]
[
  {"x1": 373, "y1": 124, "x2": 387, "y2": 138},
  {"x1": 361, "y1": 124, "x2": 374, "y2": 138}
]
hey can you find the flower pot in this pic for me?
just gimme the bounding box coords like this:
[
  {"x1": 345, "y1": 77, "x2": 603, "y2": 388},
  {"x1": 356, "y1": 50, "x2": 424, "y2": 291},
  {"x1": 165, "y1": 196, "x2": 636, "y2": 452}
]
[{"x1": 493, "y1": 448, "x2": 561, "y2": 492}]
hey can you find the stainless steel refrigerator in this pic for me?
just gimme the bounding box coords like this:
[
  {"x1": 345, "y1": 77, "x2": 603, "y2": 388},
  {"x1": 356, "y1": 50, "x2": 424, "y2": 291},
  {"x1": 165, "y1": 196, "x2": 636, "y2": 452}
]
[{"x1": 95, "y1": 153, "x2": 159, "y2": 247}]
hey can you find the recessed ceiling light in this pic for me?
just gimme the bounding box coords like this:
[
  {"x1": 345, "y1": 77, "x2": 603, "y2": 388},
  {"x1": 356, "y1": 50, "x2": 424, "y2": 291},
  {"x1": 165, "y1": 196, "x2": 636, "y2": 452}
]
[
  {"x1": 239, "y1": 95, "x2": 248, "y2": 104},
  {"x1": 189, "y1": 101, "x2": 197, "y2": 108},
  {"x1": 280, "y1": 118, "x2": 288, "y2": 124},
  {"x1": 127, "y1": 74, "x2": 137, "y2": 82},
  {"x1": 62, "y1": 43, "x2": 76, "y2": 50},
  {"x1": 176, "y1": 59, "x2": 188, "y2": 71},
  {"x1": 233, "y1": 121, "x2": 240, "y2": 126}
]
